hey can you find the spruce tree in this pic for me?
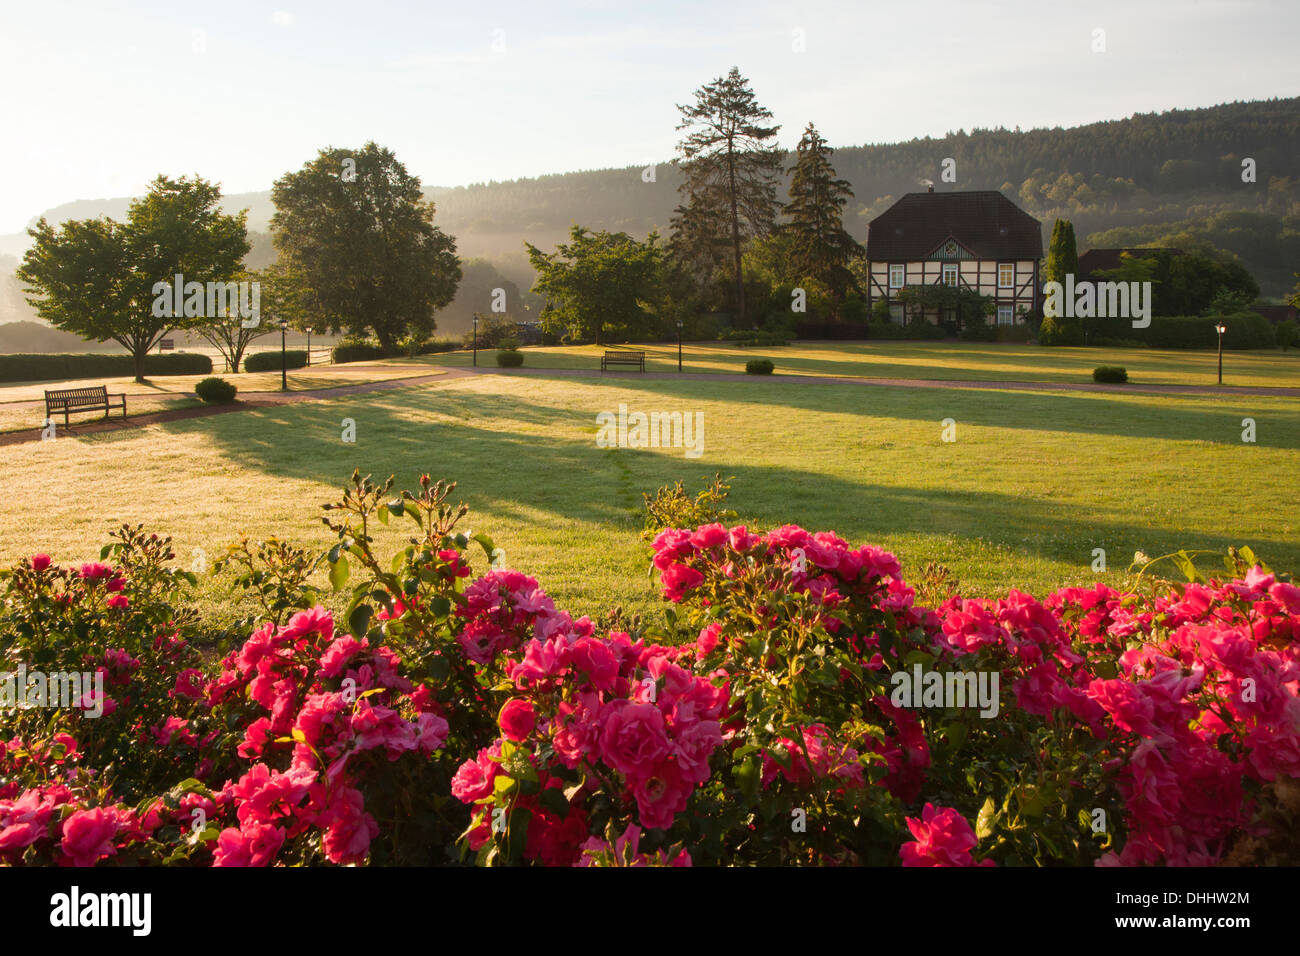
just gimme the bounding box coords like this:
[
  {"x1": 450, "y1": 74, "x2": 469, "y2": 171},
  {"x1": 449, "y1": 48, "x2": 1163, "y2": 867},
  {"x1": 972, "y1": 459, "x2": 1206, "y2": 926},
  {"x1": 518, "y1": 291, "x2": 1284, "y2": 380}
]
[
  {"x1": 782, "y1": 123, "x2": 863, "y2": 313},
  {"x1": 672, "y1": 67, "x2": 783, "y2": 328}
]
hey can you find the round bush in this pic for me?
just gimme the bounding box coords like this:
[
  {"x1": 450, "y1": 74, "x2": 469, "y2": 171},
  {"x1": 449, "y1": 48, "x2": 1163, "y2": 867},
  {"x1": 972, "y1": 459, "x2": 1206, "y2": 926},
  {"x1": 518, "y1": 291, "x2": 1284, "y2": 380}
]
[
  {"x1": 245, "y1": 349, "x2": 308, "y2": 372},
  {"x1": 496, "y1": 349, "x2": 524, "y2": 368},
  {"x1": 745, "y1": 358, "x2": 775, "y2": 375},
  {"x1": 1092, "y1": 365, "x2": 1128, "y2": 384},
  {"x1": 195, "y1": 376, "x2": 238, "y2": 403}
]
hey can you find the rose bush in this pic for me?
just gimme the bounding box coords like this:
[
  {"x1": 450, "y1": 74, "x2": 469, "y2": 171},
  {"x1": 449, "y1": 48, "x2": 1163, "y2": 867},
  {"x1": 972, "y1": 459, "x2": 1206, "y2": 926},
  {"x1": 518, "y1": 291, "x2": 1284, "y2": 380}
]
[{"x1": 1, "y1": 475, "x2": 1296, "y2": 867}]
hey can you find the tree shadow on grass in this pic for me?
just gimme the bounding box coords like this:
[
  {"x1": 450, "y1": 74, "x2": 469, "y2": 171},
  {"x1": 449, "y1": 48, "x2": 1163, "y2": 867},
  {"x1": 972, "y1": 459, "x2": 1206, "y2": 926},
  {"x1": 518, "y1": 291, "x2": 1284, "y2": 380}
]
[
  {"x1": 490, "y1": 372, "x2": 1300, "y2": 449},
  {"x1": 101, "y1": 377, "x2": 1300, "y2": 577}
]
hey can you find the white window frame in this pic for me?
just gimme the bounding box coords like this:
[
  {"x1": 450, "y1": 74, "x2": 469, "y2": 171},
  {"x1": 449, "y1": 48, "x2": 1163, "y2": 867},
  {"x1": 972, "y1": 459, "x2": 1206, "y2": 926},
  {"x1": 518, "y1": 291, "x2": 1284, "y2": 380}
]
[
  {"x1": 997, "y1": 305, "x2": 1014, "y2": 326},
  {"x1": 889, "y1": 304, "x2": 905, "y2": 325},
  {"x1": 889, "y1": 264, "x2": 905, "y2": 289},
  {"x1": 941, "y1": 263, "x2": 958, "y2": 287},
  {"x1": 998, "y1": 262, "x2": 1014, "y2": 289}
]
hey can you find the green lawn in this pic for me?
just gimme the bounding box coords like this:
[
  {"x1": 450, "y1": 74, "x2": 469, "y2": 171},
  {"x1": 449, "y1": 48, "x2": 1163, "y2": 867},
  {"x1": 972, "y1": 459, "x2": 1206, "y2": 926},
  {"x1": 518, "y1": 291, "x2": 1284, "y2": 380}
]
[
  {"x1": 0, "y1": 365, "x2": 441, "y2": 434},
  {"x1": 412, "y1": 340, "x2": 1300, "y2": 389},
  {"x1": 2, "y1": 368, "x2": 1296, "y2": 631}
]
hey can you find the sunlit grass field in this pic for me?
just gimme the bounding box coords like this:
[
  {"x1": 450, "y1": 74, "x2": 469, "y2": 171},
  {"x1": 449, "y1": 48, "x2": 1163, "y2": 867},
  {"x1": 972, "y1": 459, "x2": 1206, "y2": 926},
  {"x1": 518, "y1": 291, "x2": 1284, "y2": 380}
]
[
  {"x1": 0, "y1": 365, "x2": 440, "y2": 433},
  {"x1": 2, "y1": 365, "x2": 1296, "y2": 631},
  {"x1": 410, "y1": 340, "x2": 1300, "y2": 389}
]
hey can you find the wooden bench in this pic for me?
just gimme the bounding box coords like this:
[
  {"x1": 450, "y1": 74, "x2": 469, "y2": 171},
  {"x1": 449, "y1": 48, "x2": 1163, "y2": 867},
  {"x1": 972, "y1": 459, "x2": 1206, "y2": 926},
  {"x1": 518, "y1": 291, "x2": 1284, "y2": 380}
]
[
  {"x1": 601, "y1": 350, "x2": 646, "y2": 372},
  {"x1": 44, "y1": 386, "x2": 127, "y2": 427}
]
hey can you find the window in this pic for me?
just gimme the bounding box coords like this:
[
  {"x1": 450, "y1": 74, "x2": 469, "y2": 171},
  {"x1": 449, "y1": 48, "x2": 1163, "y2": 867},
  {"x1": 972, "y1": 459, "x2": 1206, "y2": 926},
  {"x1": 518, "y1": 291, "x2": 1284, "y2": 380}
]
[
  {"x1": 998, "y1": 263, "x2": 1014, "y2": 289},
  {"x1": 941, "y1": 263, "x2": 958, "y2": 287},
  {"x1": 889, "y1": 264, "x2": 905, "y2": 289},
  {"x1": 890, "y1": 305, "x2": 904, "y2": 325},
  {"x1": 997, "y1": 305, "x2": 1014, "y2": 326}
]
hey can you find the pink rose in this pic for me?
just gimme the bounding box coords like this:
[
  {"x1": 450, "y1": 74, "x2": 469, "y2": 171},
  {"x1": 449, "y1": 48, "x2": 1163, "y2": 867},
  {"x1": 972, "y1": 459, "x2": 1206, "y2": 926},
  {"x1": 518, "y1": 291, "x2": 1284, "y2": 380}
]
[
  {"x1": 599, "y1": 702, "x2": 670, "y2": 779},
  {"x1": 30, "y1": 554, "x2": 51, "y2": 572},
  {"x1": 60, "y1": 807, "x2": 121, "y2": 867},
  {"x1": 899, "y1": 803, "x2": 993, "y2": 867},
  {"x1": 212, "y1": 821, "x2": 285, "y2": 867},
  {"x1": 499, "y1": 698, "x2": 536, "y2": 742}
]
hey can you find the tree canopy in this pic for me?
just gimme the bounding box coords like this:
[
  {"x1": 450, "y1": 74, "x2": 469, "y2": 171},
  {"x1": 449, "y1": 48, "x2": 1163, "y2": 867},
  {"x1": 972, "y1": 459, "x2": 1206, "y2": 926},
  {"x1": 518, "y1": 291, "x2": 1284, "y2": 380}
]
[
  {"x1": 526, "y1": 227, "x2": 665, "y2": 345},
  {"x1": 17, "y1": 175, "x2": 249, "y2": 381},
  {"x1": 270, "y1": 142, "x2": 461, "y2": 354}
]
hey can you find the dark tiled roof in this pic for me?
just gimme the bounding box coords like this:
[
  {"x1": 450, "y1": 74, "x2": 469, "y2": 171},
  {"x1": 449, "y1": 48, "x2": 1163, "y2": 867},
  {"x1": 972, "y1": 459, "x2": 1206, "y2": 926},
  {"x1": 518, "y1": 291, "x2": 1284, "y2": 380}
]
[
  {"x1": 1078, "y1": 247, "x2": 1177, "y2": 279},
  {"x1": 865, "y1": 190, "x2": 1042, "y2": 261},
  {"x1": 1252, "y1": 304, "x2": 1298, "y2": 324}
]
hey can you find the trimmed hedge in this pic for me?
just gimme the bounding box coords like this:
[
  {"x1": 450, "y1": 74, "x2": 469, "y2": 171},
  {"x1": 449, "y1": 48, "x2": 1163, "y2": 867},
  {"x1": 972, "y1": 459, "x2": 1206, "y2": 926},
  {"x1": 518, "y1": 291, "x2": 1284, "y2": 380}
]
[
  {"x1": 332, "y1": 342, "x2": 386, "y2": 364},
  {"x1": 195, "y1": 377, "x2": 238, "y2": 403},
  {"x1": 867, "y1": 320, "x2": 907, "y2": 340},
  {"x1": 745, "y1": 358, "x2": 775, "y2": 375},
  {"x1": 0, "y1": 352, "x2": 211, "y2": 384},
  {"x1": 1092, "y1": 365, "x2": 1129, "y2": 384},
  {"x1": 244, "y1": 349, "x2": 308, "y2": 372},
  {"x1": 1083, "y1": 312, "x2": 1277, "y2": 350},
  {"x1": 496, "y1": 349, "x2": 524, "y2": 367}
]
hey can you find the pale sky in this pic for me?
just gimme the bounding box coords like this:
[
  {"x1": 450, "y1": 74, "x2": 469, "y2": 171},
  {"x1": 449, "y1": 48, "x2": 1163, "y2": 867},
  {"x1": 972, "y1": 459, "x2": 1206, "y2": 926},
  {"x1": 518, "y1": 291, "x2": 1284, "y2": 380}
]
[{"x1": 1, "y1": 0, "x2": 1297, "y2": 233}]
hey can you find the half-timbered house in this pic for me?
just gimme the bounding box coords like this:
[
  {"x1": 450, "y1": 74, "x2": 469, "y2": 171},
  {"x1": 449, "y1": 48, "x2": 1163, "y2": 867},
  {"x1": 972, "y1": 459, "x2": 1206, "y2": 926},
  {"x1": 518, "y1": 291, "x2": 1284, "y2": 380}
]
[{"x1": 865, "y1": 189, "x2": 1043, "y2": 327}]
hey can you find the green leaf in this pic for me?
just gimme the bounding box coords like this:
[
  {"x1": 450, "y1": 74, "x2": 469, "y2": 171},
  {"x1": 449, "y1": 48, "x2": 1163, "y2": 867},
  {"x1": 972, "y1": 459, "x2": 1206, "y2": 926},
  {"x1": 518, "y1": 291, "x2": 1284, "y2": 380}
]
[
  {"x1": 328, "y1": 555, "x2": 349, "y2": 590},
  {"x1": 975, "y1": 797, "x2": 996, "y2": 839},
  {"x1": 375, "y1": 505, "x2": 389, "y2": 526},
  {"x1": 1170, "y1": 550, "x2": 1200, "y2": 583},
  {"x1": 537, "y1": 787, "x2": 570, "y2": 818},
  {"x1": 348, "y1": 603, "x2": 373, "y2": 638}
]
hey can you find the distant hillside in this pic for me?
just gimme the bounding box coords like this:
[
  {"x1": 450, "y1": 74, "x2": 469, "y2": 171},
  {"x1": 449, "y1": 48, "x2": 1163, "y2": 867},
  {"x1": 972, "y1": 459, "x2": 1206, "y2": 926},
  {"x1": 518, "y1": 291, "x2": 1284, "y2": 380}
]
[{"x1": 4, "y1": 95, "x2": 1298, "y2": 332}]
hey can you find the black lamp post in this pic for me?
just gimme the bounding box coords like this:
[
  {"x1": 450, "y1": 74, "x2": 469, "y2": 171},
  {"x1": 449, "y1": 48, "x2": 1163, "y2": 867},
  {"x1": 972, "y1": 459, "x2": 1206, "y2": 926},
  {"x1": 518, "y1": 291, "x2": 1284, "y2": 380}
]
[
  {"x1": 279, "y1": 319, "x2": 288, "y2": 391},
  {"x1": 305, "y1": 327, "x2": 313, "y2": 366},
  {"x1": 676, "y1": 320, "x2": 683, "y2": 372},
  {"x1": 473, "y1": 314, "x2": 479, "y2": 367},
  {"x1": 1215, "y1": 323, "x2": 1226, "y2": 384}
]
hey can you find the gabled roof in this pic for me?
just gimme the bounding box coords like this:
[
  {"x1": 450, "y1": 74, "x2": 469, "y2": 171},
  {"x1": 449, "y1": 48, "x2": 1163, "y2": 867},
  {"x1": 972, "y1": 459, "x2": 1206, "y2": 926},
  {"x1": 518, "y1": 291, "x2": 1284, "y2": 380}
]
[
  {"x1": 866, "y1": 190, "x2": 1042, "y2": 261},
  {"x1": 1078, "y1": 247, "x2": 1180, "y2": 279}
]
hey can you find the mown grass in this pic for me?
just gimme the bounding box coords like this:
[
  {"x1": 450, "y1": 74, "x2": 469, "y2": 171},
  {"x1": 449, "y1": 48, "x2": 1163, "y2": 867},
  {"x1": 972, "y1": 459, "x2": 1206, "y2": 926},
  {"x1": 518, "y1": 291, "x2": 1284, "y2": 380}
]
[
  {"x1": 411, "y1": 340, "x2": 1300, "y2": 389},
  {"x1": 0, "y1": 365, "x2": 441, "y2": 433},
  {"x1": 1, "y1": 369, "x2": 1296, "y2": 632}
]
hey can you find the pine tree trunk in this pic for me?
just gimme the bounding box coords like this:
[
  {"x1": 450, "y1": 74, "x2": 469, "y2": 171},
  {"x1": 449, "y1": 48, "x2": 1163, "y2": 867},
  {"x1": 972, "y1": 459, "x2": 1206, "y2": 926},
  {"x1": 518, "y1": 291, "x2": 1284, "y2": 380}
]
[{"x1": 727, "y1": 149, "x2": 746, "y2": 328}]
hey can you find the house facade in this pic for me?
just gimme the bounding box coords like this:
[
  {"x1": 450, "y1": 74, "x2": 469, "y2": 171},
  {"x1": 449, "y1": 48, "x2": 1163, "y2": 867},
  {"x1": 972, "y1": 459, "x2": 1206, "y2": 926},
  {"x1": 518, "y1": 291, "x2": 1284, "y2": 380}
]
[{"x1": 865, "y1": 189, "x2": 1043, "y2": 326}]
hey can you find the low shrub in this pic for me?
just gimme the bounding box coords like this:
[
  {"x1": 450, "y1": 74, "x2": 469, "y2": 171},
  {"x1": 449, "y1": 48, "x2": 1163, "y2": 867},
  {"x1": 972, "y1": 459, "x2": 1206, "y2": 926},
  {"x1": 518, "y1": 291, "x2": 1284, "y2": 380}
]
[
  {"x1": 1038, "y1": 314, "x2": 1083, "y2": 346},
  {"x1": 867, "y1": 320, "x2": 907, "y2": 340},
  {"x1": 903, "y1": 319, "x2": 946, "y2": 340},
  {"x1": 1092, "y1": 365, "x2": 1128, "y2": 383},
  {"x1": 0, "y1": 352, "x2": 211, "y2": 383},
  {"x1": 958, "y1": 322, "x2": 999, "y2": 342},
  {"x1": 1085, "y1": 312, "x2": 1277, "y2": 350},
  {"x1": 1276, "y1": 319, "x2": 1297, "y2": 352},
  {"x1": 244, "y1": 350, "x2": 308, "y2": 372},
  {"x1": 331, "y1": 342, "x2": 386, "y2": 364},
  {"x1": 995, "y1": 324, "x2": 1033, "y2": 343},
  {"x1": 496, "y1": 349, "x2": 524, "y2": 368},
  {"x1": 794, "y1": 319, "x2": 864, "y2": 340},
  {"x1": 195, "y1": 377, "x2": 238, "y2": 403},
  {"x1": 0, "y1": 478, "x2": 1297, "y2": 868},
  {"x1": 745, "y1": 358, "x2": 774, "y2": 375}
]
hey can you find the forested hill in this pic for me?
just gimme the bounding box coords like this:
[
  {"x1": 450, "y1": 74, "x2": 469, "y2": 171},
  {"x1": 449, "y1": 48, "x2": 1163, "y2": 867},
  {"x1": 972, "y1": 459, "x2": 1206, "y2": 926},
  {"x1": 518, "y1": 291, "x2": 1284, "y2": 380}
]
[{"x1": 4, "y1": 95, "x2": 1298, "y2": 332}]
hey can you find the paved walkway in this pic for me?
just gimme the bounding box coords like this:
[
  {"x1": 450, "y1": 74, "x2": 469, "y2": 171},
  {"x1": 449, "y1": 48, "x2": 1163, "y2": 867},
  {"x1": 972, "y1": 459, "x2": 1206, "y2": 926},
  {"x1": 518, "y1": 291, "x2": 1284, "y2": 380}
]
[{"x1": 2, "y1": 363, "x2": 1294, "y2": 447}]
